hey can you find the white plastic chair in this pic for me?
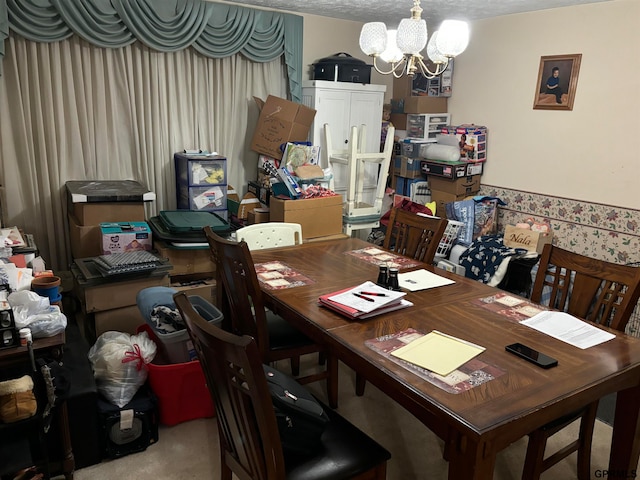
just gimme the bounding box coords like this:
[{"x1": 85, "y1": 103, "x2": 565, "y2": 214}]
[
  {"x1": 324, "y1": 123, "x2": 395, "y2": 236},
  {"x1": 235, "y1": 222, "x2": 303, "y2": 250}
]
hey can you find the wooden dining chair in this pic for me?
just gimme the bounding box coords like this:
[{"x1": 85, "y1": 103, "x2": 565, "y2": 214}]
[
  {"x1": 173, "y1": 291, "x2": 390, "y2": 480},
  {"x1": 382, "y1": 207, "x2": 448, "y2": 264},
  {"x1": 204, "y1": 226, "x2": 338, "y2": 408},
  {"x1": 354, "y1": 207, "x2": 448, "y2": 396},
  {"x1": 521, "y1": 243, "x2": 640, "y2": 480}
]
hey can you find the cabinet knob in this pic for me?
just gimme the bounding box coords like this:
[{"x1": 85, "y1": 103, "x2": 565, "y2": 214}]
[{"x1": 344, "y1": 139, "x2": 349, "y2": 144}]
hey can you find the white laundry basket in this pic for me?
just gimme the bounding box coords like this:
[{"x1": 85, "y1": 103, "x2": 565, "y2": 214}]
[{"x1": 435, "y1": 219, "x2": 465, "y2": 260}]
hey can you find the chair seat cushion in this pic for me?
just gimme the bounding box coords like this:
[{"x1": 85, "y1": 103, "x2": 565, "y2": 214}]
[
  {"x1": 266, "y1": 310, "x2": 314, "y2": 351},
  {"x1": 285, "y1": 402, "x2": 390, "y2": 480}
]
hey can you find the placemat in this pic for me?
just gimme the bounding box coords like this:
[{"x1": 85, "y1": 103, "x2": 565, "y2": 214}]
[
  {"x1": 345, "y1": 247, "x2": 421, "y2": 269},
  {"x1": 254, "y1": 261, "x2": 315, "y2": 290},
  {"x1": 365, "y1": 328, "x2": 506, "y2": 394},
  {"x1": 471, "y1": 292, "x2": 547, "y2": 322}
]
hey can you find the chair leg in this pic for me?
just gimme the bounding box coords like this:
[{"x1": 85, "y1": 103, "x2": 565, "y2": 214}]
[
  {"x1": 522, "y1": 429, "x2": 548, "y2": 480},
  {"x1": 355, "y1": 373, "x2": 366, "y2": 396},
  {"x1": 576, "y1": 402, "x2": 598, "y2": 480},
  {"x1": 220, "y1": 449, "x2": 232, "y2": 480},
  {"x1": 318, "y1": 351, "x2": 326, "y2": 366},
  {"x1": 327, "y1": 355, "x2": 339, "y2": 409},
  {"x1": 290, "y1": 355, "x2": 300, "y2": 377}
]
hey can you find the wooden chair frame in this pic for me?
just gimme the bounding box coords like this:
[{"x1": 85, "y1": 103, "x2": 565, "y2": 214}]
[{"x1": 382, "y1": 208, "x2": 447, "y2": 264}]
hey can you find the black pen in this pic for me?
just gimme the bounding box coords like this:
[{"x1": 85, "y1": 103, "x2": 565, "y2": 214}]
[
  {"x1": 353, "y1": 292, "x2": 375, "y2": 302},
  {"x1": 360, "y1": 291, "x2": 387, "y2": 297}
]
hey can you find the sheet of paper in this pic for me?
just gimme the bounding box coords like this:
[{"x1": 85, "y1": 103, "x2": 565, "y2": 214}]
[
  {"x1": 520, "y1": 311, "x2": 615, "y2": 349},
  {"x1": 390, "y1": 330, "x2": 485, "y2": 376},
  {"x1": 397, "y1": 269, "x2": 455, "y2": 291},
  {"x1": 327, "y1": 281, "x2": 405, "y2": 313}
]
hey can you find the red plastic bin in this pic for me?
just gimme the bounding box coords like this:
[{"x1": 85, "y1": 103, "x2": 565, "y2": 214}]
[{"x1": 137, "y1": 324, "x2": 215, "y2": 426}]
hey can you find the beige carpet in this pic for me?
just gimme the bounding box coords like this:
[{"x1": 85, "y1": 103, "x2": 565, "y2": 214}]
[{"x1": 74, "y1": 358, "x2": 634, "y2": 480}]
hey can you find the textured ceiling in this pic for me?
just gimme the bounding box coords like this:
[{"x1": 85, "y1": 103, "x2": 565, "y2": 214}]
[{"x1": 222, "y1": 0, "x2": 611, "y2": 28}]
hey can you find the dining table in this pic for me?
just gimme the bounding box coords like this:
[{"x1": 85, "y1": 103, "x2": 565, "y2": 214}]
[{"x1": 249, "y1": 237, "x2": 640, "y2": 480}]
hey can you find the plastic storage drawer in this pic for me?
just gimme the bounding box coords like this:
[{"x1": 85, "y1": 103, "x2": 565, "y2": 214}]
[
  {"x1": 174, "y1": 153, "x2": 227, "y2": 186},
  {"x1": 178, "y1": 184, "x2": 227, "y2": 211}
]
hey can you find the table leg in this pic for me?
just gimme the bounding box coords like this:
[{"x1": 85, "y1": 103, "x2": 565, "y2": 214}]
[
  {"x1": 57, "y1": 401, "x2": 75, "y2": 479},
  {"x1": 446, "y1": 432, "x2": 496, "y2": 480},
  {"x1": 608, "y1": 384, "x2": 640, "y2": 480}
]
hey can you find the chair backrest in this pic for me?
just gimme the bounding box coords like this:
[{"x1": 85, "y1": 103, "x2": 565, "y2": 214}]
[
  {"x1": 235, "y1": 222, "x2": 302, "y2": 250},
  {"x1": 324, "y1": 123, "x2": 395, "y2": 221},
  {"x1": 204, "y1": 226, "x2": 271, "y2": 357},
  {"x1": 531, "y1": 243, "x2": 640, "y2": 331},
  {"x1": 383, "y1": 208, "x2": 448, "y2": 264},
  {"x1": 173, "y1": 291, "x2": 286, "y2": 480}
]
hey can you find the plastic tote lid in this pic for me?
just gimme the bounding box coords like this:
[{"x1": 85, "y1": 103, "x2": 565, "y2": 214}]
[{"x1": 313, "y1": 52, "x2": 371, "y2": 67}]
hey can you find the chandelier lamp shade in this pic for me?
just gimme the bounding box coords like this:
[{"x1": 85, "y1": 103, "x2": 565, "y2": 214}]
[{"x1": 359, "y1": 0, "x2": 469, "y2": 78}]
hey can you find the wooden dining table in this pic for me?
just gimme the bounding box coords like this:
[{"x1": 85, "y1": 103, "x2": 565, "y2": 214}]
[{"x1": 250, "y1": 237, "x2": 640, "y2": 480}]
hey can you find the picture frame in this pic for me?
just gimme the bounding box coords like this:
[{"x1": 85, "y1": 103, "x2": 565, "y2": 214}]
[{"x1": 533, "y1": 54, "x2": 582, "y2": 110}]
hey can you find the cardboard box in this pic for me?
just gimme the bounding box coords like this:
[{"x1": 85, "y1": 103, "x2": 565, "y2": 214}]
[
  {"x1": 441, "y1": 124, "x2": 487, "y2": 162},
  {"x1": 72, "y1": 202, "x2": 146, "y2": 226},
  {"x1": 247, "y1": 208, "x2": 270, "y2": 225},
  {"x1": 94, "y1": 305, "x2": 144, "y2": 336},
  {"x1": 403, "y1": 96, "x2": 448, "y2": 114},
  {"x1": 400, "y1": 140, "x2": 431, "y2": 160},
  {"x1": 80, "y1": 275, "x2": 170, "y2": 313},
  {"x1": 100, "y1": 222, "x2": 152, "y2": 255},
  {"x1": 429, "y1": 190, "x2": 470, "y2": 218},
  {"x1": 393, "y1": 156, "x2": 424, "y2": 178},
  {"x1": 250, "y1": 95, "x2": 316, "y2": 160},
  {"x1": 269, "y1": 195, "x2": 343, "y2": 239},
  {"x1": 420, "y1": 159, "x2": 483, "y2": 179},
  {"x1": 68, "y1": 213, "x2": 102, "y2": 259},
  {"x1": 154, "y1": 240, "x2": 215, "y2": 276},
  {"x1": 503, "y1": 225, "x2": 553, "y2": 254},
  {"x1": 171, "y1": 277, "x2": 216, "y2": 305},
  {"x1": 429, "y1": 176, "x2": 481, "y2": 196},
  {"x1": 390, "y1": 113, "x2": 407, "y2": 130}
]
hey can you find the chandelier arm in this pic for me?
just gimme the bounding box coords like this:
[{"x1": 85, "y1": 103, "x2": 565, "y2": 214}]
[
  {"x1": 372, "y1": 56, "x2": 408, "y2": 77},
  {"x1": 415, "y1": 56, "x2": 450, "y2": 79}
]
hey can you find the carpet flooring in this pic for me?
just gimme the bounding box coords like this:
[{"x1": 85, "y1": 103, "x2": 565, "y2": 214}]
[{"x1": 72, "y1": 356, "x2": 636, "y2": 480}]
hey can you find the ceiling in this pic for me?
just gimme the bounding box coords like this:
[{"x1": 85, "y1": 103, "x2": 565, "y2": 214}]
[{"x1": 221, "y1": 0, "x2": 611, "y2": 28}]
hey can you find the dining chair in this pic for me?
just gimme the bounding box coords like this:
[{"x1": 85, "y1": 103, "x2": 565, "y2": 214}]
[
  {"x1": 172, "y1": 291, "x2": 390, "y2": 480},
  {"x1": 204, "y1": 226, "x2": 338, "y2": 408},
  {"x1": 354, "y1": 207, "x2": 448, "y2": 396},
  {"x1": 324, "y1": 123, "x2": 395, "y2": 236},
  {"x1": 235, "y1": 222, "x2": 302, "y2": 250},
  {"x1": 521, "y1": 243, "x2": 640, "y2": 480}
]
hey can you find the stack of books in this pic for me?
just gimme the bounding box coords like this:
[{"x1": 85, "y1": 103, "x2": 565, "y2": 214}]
[{"x1": 319, "y1": 281, "x2": 412, "y2": 319}]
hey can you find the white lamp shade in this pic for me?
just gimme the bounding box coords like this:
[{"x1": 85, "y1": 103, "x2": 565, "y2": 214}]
[
  {"x1": 435, "y1": 20, "x2": 469, "y2": 57},
  {"x1": 396, "y1": 18, "x2": 427, "y2": 54},
  {"x1": 359, "y1": 22, "x2": 387, "y2": 55},
  {"x1": 380, "y1": 30, "x2": 404, "y2": 64},
  {"x1": 426, "y1": 31, "x2": 447, "y2": 64}
]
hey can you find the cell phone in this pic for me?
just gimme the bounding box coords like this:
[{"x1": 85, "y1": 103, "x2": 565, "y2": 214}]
[{"x1": 505, "y1": 343, "x2": 558, "y2": 369}]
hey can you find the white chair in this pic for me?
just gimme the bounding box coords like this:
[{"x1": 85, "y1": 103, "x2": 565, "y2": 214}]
[
  {"x1": 324, "y1": 123, "x2": 395, "y2": 236},
  {"x1": 235, "y1": 222, "x2": 302, "y2": 250}
]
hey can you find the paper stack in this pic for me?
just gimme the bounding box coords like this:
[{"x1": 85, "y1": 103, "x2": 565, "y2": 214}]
[{"x1": 319, "y1": 281, "x2": 412, "y2": 319}]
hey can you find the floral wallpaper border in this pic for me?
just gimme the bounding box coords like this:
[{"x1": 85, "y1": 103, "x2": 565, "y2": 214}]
[{"x1": 479, "y1": 185, "x2": 640, "y2": 337}]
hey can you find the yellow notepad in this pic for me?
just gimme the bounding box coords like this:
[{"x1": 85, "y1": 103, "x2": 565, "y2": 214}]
[{"x1": 390, "y1": 331, "x2": 485, "y2": 376}]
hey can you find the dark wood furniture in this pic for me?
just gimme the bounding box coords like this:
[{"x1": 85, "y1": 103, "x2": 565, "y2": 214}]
[
  {"x1": 521, "y1": 243, "x2": 640, "y2": 480},
  {"x1": 0, "y1": 332, "x2": 74, "y2": 479},
  {"x1": 250, "y1": 237, "x2": 640, "y2": 480},
  {"x1": 204, "y1": 227, "x2": 338, "y2": 408},
  {"x1": 173, "y1": 291, "x2": 391, "y2": 480},
  {"x1": 383, "y1": 208, "x2": 447, "y2": 264}
]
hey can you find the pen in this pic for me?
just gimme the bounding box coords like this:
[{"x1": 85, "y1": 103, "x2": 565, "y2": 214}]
[
  {"x1": 353, "y1": 292, "x2": 375, "y2": 302},
  {"x1": 360, "y1": 291, "x2": 387, "y2": 297}
]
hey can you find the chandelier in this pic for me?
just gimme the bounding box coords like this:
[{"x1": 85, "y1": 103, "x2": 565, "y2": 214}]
[{"x1": 359, "y1": 0, "x2": 469, "y2": 79}]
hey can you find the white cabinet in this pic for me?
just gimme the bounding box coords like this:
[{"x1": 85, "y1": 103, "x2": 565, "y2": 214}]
[{"x1": 302, "y1": 81, "x2": 386, "y2": 200}]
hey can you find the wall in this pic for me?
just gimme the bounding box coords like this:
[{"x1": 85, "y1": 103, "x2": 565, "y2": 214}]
[{"x1": 449, "y1": 0, "x2": 639, "y2": 210}]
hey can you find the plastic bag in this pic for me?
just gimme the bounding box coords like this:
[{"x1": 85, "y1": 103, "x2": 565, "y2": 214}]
[
  {"x1": 88, "y1": 331, "x2": 157, "y2": 408},
  {"x1": 8, "y1": 290, "x2": 67, "y2": 337}
]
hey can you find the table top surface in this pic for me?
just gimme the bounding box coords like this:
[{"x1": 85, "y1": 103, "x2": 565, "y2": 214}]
[{"x1": 251, "y1": 237, "x2": 640, "y2": 447}]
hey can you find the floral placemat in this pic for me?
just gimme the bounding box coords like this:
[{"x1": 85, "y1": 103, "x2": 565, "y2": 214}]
[
  {"x1": 254, "y1": 261, "x2": 315, "y2": 290},
  {"x1": 365, "y1": 328, "x2": 506, "y2": 394},
  {"x1": 345, "y1": 247, "x2": 421, "y2": 269},
  {"x1": 471, "y1": 292, "x2": 547, "y2": 322}
]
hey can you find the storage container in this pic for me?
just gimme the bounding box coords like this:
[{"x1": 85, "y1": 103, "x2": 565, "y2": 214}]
[
  {"x1": 312, "y1": 53, "x2": 372, "y2": 84},
  {"x1": 174, "y1": 152, "x2": 228, "y2": 217},
  {"x1": 137, "y1": 324, "x2": 215, "y2": 426}
]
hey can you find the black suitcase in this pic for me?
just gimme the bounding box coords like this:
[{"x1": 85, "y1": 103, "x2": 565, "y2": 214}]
[{"x1": 97, "y1": 384, "x2": 159, "y2": 459}]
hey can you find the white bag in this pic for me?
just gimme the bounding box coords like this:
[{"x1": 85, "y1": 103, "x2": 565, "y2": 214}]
[{"x1": 88, "y1": 331, "x2": 157, "y2": 408}]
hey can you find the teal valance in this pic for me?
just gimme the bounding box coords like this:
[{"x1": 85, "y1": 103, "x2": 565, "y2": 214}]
[{"x1": 0, "y1": 0, "x2": 303, "y2": 101}]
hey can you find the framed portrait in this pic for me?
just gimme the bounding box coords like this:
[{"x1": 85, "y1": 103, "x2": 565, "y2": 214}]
[{"x1": 533, "y1": 54, "x2": 582, "y2": 110}]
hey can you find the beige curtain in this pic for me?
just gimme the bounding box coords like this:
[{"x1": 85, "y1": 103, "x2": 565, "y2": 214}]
[{"x1": 0, "y1": 33, "x2": 287, "y2": 270}]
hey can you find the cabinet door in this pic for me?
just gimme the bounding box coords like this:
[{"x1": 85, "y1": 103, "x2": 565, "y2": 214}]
[{"x1": 311, "y1": 89, "x2": 351, "y2": 154}]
